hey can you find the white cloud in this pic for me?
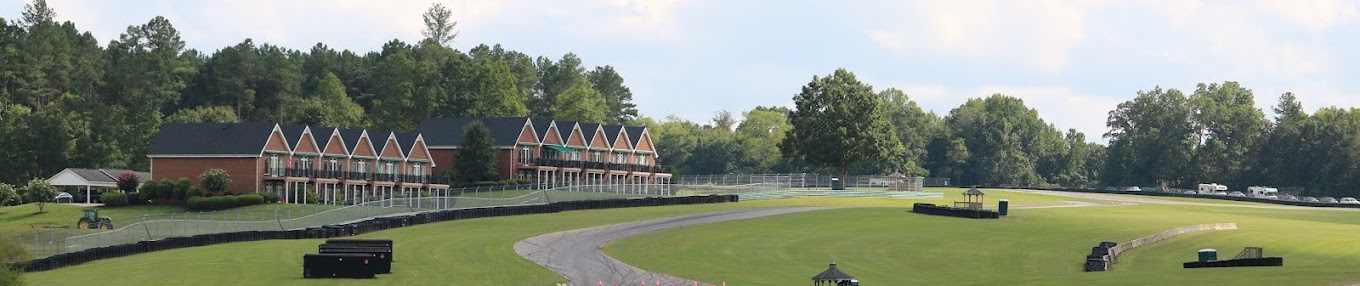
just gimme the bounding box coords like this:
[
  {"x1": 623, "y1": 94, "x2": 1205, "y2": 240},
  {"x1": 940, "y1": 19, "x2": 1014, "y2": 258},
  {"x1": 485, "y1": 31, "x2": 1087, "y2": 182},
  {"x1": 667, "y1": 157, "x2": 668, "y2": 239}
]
[
  {"x1": 1256, "y1": 0, "x2": 1360, "y2": 32},
  {"x1": 862, "y1": 0, "x2": 1090, "y2": 74}
]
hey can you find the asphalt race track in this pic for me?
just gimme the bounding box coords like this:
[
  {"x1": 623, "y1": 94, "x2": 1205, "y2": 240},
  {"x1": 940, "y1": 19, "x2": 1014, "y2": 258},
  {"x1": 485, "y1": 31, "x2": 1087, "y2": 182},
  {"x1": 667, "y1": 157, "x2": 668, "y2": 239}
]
[{"x1": 514, "y1": 206, "x2": 831, "y2": 285}]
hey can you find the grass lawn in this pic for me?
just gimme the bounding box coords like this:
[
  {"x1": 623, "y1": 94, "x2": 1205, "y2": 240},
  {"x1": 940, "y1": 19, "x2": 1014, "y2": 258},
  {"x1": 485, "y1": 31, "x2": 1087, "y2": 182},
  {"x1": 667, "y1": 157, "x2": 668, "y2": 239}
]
[
  {"x1": 0, "y1": 203, "x2": 339, "y2": 237},
  {"x1": 22, "y1": 190, "x2": 1360, "y2": 285},
  {"x1": 606, "y1": 201, "x2": 1360, "y2": 285}
]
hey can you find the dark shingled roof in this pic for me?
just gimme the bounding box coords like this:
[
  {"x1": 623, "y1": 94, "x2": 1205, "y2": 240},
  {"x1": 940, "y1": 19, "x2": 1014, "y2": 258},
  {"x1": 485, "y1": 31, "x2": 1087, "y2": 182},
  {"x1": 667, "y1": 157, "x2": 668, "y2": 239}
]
[
  {"x1": 70, "y1": 168, "x2": 117, "y2": 183},
  {"x1": 602, "y1": 125, "x2": 624, "y2": 146},
  {"x1": 369, "y1": 131, "x2": 397, "y2": 157},
  {"x1": 530, "y1": 118, "x2": 556, "y2": 143},
  {"x1": 578, "y1": 122, "x2": 602, "y2": 145},
  {"x1": 149, "y1": 122, "x2": 277, "y2": 156},
  {"x1": 395, "y1": 132, "x2": 420, "y2": 157},
  {"x1": 311, "y1": 127, "x2": 338, "y2": 153},
  {"x1": 812, "y1": 261, "x2": 855, "y2": 282},
  {"x1": 554, "y1": 119, "x2": 582, "y2": 144},
  {"x1": 279, "y1": 124, "x2": 307, "y2": 150},
  {"x1": 99, "y1": 169, "x2": 152, "y2": 183},
  {"x1": 625, "y1": 126, "x2": 645, "y2": 149},
  {"x1": 417, "y1": 117, "x2": 531, "y2": 147},
  {"x1": 338, "y1": 128, "x2": 367, "y2": 154}
]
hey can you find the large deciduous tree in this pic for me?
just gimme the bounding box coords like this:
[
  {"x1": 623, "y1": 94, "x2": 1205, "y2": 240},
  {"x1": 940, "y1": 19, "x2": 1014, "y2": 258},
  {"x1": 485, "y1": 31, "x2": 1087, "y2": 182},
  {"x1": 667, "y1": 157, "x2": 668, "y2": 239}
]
[
  {"x1": 781, "y1": 68, "x2": 903, "y2": 180},
  {"x1": 421, "y1": 3, "x2": 459, "y2": 46},
  {"x1": 550, "y1": 79, "x2": 607, "y2": 123},
  {"x1": 453, "y1": 121, "x2": 498, "y2": 183},
  {"x1": 23, "y1": 178, "x2": 57, "y2": 213},
  {"x1": 1103, "y1": 87, "x2": 1197, "y2": 186},
  {"x1": 1188, "y1": 82, "x2": 1267, "y2": 186},
  {"x1": 289, "y1": 71, "x2": 367, "y2": 128}
]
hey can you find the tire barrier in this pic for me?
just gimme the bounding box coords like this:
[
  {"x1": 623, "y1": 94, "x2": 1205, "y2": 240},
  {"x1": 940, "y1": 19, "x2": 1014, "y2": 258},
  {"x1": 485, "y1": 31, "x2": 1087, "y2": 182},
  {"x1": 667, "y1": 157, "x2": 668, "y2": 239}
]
[
  {"x1": 1084, "y1": 241, "x2": 1117, "y2": 272},
  {"x1": 974, "y1": 186, "x2": 1360, "y2": 209},
  {"x1": 14, "y1": 194, "x2": 738, "y2": 272},
  {"x1": 1183, "y1": 257, "x2": 1284, "y2": 268},
  {"x1": 911, "y1": 203, "x2": 1001, "y2": 219}
]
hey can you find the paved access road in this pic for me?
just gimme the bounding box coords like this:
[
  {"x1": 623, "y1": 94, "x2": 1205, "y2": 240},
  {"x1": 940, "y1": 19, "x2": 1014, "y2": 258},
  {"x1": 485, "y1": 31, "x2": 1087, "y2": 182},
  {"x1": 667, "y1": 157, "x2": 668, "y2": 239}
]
[{"x1": 514, "y1": 206, "x2": 832, "y2": 285}]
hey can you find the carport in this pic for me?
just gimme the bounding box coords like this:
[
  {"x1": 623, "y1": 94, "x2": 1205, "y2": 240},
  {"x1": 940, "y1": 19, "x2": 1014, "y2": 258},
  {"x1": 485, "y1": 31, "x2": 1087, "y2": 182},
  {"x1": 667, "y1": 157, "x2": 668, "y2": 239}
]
[{"x1": 45, "y1": 168, "x2": 150, "y2": 204}]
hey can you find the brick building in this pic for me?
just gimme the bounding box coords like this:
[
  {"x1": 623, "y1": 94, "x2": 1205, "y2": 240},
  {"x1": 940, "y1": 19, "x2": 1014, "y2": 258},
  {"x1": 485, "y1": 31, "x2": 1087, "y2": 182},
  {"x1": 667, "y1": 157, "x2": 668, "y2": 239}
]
[{"x1": 146, "y1": 117, "x2": 670, "y2": 204}]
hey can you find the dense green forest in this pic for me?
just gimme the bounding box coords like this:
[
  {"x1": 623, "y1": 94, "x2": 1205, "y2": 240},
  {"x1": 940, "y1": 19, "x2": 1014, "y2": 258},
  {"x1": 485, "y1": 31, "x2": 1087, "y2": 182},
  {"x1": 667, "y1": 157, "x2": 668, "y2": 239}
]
[{"x1": 3, "y1": 1, "x2": 1359, "y2": 196}]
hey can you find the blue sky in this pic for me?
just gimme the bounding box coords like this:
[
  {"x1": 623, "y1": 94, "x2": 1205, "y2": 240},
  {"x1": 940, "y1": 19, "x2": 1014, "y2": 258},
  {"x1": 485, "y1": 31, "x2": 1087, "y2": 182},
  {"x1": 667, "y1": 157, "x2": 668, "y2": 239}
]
[{"x1": 5, "y1": 0, "x2": 1360, "y2": 143}]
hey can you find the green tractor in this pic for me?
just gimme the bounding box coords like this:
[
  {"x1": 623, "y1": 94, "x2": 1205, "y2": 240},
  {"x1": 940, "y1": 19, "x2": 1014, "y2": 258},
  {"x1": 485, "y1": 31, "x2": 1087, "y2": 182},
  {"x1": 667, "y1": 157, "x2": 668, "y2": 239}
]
[{"x1": 77, "y1": 208, "x2": 114, "y2": 230}]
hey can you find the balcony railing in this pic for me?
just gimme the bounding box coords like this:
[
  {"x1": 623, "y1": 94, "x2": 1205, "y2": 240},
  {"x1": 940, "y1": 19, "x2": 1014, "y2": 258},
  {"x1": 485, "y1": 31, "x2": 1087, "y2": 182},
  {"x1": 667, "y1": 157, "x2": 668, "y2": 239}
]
[
  {"x1": 373, "y1": 173, "x2": 396, "y2": 182},
  {"x1": 344, "y1": 171, "x2": 370, "y2": 180},
  {"x1": 317, "y1": 170, "x2": 343, "y2": 179},
  {"x1": 285, "y1": 168, "x2": 317, "y2": 178},
  {"x1": 584, "y1": 161, "x2": 607, "y2": 170},
  {"x1": 398, "y1": 175, "x2": 426, "y2": 184}
]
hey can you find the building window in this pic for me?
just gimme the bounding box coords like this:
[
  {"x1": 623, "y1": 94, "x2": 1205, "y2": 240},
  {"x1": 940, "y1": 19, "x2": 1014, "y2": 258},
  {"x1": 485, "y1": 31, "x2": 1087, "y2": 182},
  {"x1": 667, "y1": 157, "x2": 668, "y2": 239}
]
[
  {"x1": 327, "y1": 158, "x2": 340, "y2": 172},
  {"x1": 268, "y1": 154, "x2": 282, "y2": 175},
  {"x1": 410, "y1": 163, "x2": 424, "y2": 176},
  {"x1": 354, "y1": 159, "x2": 367, "y2": 173},
  {"x1": 613, "y1": 153, "x2": 625, "y2": 164},
  {"x1": 636, "y1": 156, "x2": 647, "y2": 165},
  {"x1": 384, "y1": 162, "x2": 395, "y2": 175},
  {"x1": 592, "y1": 151, "x2": 604, "y2": 162},
  {"x1": 519, "y1": 147, "x2": 534, "y2": 164}
]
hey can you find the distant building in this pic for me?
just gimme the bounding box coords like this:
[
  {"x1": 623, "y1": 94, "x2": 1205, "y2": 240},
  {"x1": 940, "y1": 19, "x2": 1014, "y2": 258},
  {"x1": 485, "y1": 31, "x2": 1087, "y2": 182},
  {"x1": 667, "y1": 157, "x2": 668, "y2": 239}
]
[{"x1": 146, "y1": 117, "x2": 672, "y2": 204}]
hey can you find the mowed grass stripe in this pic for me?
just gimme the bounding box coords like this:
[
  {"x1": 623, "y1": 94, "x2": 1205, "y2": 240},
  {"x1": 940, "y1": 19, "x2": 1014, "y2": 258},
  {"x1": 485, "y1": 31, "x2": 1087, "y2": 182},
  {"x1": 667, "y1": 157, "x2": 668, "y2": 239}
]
[{"x1": 605, "y1": 202, "x2": 1360, "y2": 285}]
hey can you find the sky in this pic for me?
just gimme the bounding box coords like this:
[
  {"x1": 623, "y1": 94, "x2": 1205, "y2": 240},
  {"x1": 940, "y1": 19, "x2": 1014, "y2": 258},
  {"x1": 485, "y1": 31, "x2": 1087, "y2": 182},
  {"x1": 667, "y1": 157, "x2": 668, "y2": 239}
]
[{"x1": 4, "y1": 0, "x2": 1360, "y2": 143}]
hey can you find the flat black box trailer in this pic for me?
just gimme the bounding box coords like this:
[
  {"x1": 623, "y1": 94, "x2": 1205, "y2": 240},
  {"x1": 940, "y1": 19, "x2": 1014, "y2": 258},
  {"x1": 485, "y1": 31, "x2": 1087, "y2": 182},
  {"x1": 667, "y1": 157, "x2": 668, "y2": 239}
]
[
  {"x1": 303, "y1": 253, "x2": 378, "y2": 279},
  {"x1": 318, "y1": 245, "x2": 392, "y2": 274}
]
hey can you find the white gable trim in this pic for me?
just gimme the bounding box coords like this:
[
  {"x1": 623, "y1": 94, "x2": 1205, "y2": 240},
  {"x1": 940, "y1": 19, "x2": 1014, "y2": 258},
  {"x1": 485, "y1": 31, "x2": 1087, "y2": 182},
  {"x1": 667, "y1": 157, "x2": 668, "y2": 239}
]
[{"x1": 256, "y1": 124, "x2": 287, "y2": 157}]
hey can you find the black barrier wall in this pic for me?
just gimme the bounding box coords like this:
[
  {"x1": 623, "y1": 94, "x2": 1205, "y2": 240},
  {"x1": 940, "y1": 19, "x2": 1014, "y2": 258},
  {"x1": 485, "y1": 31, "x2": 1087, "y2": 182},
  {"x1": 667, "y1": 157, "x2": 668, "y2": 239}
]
[
  {"x1": 911, "y1": 203, "x2": 1001, "y2": 219},
  {"x1": 15, "y1": 194, "x2": 739, "y2": 272},
  {"x1": 970, "y1": 186, "x2": 1360, "y2": 209}
]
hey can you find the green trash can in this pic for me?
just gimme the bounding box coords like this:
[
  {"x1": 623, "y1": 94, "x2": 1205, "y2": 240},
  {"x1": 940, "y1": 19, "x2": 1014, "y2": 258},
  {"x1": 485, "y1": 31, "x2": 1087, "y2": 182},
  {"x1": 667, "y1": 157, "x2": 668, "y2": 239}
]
[
  {"x1": 1198, "y1": 249, "x2": 1217, "y2": 262},
  {"x1": 831, "y1": 177, "x2": 844, "y2": 190},
  {"x1": 998, "y1": 199, "x2": 1009, "y2": 216}
]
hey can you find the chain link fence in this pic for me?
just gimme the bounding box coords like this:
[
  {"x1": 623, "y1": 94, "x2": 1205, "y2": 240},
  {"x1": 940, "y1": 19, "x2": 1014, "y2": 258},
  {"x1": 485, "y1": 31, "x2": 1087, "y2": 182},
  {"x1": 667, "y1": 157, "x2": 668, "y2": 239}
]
[
  {"x1": 11, "y1": 184, "x2": 681, "y2": 260},
  {"x1": 675, "y1": 173, "x2": 950, "y2": 189}
]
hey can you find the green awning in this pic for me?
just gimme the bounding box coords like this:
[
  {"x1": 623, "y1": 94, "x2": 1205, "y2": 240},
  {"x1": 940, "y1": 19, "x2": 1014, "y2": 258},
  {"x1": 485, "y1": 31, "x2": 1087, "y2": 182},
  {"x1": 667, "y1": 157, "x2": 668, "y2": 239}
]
[{"x1": 545, "y1": 145, "x2": 578, "y2": 153}]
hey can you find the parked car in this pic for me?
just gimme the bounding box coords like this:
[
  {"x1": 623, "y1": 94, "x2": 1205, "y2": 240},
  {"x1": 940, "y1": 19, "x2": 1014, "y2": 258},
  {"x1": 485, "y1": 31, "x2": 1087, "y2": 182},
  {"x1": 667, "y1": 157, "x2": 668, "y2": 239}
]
[
  {"x1": 1301, "y1": 197, "x2": 1320, "y2": 203},
  {"x1": 1265, "y1": 194, "x2": 1279, "y2": 200},
  {"x1": 1279, "y1": 194, "x2": 1298, "y2": 201},
  {"x1": 1228, "y1": 191, "x2": 1247, "y2": 197},
  {"x1": 1124, "y1": 186, "x2": 1142, "y2": 192},
  {"x1": 1321, "y1": 197, "x2": 1339, "y2": 203},
  {"x1": 1213, "y1": 191, "x2": 1228, "y2": 196},
  {"x1": 1183, "y1": 190, "x2": 1199, "y2": 195},
  {"x1": 54, "y1": 192, "x2": 72, "y2": 203},
  {"x1": 1340, "y1": 197, "x2": 1360, "y2": 204}
]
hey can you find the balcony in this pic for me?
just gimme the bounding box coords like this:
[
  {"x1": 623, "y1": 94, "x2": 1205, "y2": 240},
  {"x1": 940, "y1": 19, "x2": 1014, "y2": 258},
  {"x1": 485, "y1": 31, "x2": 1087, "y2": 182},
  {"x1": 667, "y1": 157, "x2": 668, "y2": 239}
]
[
  {"x1": 398, "y1": 174, "x2": 426, "y2": 184},
  {"x1": 344, "y1": 171, "x2": 371, "y2": 181},
  {"x1": 316, "y1": 170, "x2": 343, "y2": 179},
  {"x1": 373, "y1": 173, "x2": 397, "y2": 182},
  {"x1": 534, "y1": 157, "x2": 563, "y2": 167},
  {"x1": 583, "y1": 161, "x2": 607, "y2": 170},
  {"x1": 429, "y1": 176, "x2": 451, "y2": 185},
  {"x1": 561, "y1": 160, "x2": 582, "y2": 168},
  {"x1": 284, "y1": 168, "x2": 317, "y2": 178}
]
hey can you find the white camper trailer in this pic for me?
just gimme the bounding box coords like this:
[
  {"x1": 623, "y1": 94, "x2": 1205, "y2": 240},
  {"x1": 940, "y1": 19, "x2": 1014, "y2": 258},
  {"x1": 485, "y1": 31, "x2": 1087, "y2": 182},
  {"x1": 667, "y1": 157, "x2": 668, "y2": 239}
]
[
  {"x1": 1247, "y1": 186, "x2": 1279, "y2": 199},
  {"x1": 1198, "y1": 183, "x2": 1229, "y2": 195}
]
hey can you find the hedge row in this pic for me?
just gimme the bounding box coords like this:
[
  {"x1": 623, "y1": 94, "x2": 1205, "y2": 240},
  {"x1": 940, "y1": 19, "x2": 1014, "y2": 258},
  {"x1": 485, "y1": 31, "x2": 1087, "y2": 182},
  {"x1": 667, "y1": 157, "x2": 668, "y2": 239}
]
[
  {"x1": 138, "y1": 178, "x2": 196, "y2": 202},
  {"x1": 18, "y1": 195, "x2": 739, "y2": 272},
  {"x1": 187, "y1": 194, "x2": 265, "y2": 211}
]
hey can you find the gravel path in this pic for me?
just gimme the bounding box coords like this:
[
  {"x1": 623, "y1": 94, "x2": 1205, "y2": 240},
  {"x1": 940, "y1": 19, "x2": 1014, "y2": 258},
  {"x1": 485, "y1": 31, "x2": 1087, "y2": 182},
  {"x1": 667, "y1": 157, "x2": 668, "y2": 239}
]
[{"x1": 514, "y1": 206, "x2": 832, "y2": 285}]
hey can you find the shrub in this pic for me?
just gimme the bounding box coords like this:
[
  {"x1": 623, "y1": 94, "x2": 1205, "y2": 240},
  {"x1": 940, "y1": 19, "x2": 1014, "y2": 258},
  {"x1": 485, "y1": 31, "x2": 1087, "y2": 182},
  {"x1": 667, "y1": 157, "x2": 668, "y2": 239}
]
[
  {"x1": 260, "y1": 192, "x2": 280, "y2": 204},
  {"x1": 115, "y1": 172, "x2": 140, "y2": 193},
  {"x1": 498, "y1": 180, "x2": 512, "y2": 186},
  {"x1": 175, "y1": 178, "x2": 192, "y2": 200},
  {"x1": 217, "y1": 195, "x2": 239, "y2": 209},
  {"x1": 238, "y1": 194, "x2": 264, "y2": 206},
  {"x1": 102, "y1": 191, "x2": 129, "y2": 206},
  {"x1": 187, "y1": 196, "x2": 210, "y2": 210},
  {"x1": 199, "y1": 169, "x2": 231, "y2": 196},
  {"x1": 305, "y1": 190, "x2": 320, "y2": 204},
  {"x1": 472, "y1": 181, "x2": 499, "y2": 187}
]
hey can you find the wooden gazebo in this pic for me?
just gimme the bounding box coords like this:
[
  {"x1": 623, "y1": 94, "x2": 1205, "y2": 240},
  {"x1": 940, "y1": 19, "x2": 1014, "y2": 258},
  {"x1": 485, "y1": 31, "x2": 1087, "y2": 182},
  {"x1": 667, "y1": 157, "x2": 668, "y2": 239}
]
[
  {"x1": 956, "y1": 187, "x2": 985, "y2": 210},
  {"x1": 812, "y1": 261, "x2": 858, "y2": 286}
]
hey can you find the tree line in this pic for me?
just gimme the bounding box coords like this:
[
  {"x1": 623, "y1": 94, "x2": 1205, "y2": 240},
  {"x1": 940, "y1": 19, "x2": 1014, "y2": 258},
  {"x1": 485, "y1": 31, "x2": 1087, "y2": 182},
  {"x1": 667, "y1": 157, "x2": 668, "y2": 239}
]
[
  {"x1": 653, "y1": 69, "x2": 1358, "y2": 197},
  {"x1": 3, "y1": 1, "x2": 1357, "y2": 197},
  {"x1": 0, "y1": 1, "x2": 639, "y2": 184}
]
